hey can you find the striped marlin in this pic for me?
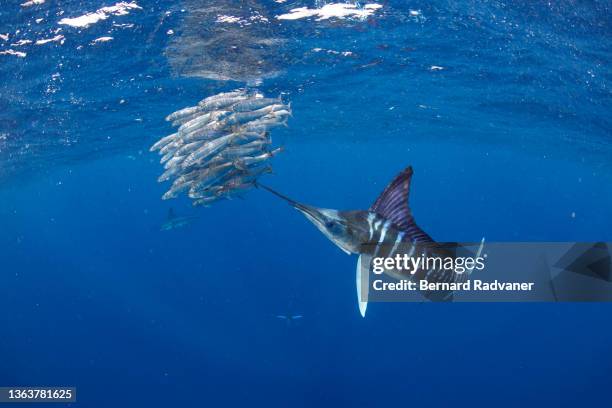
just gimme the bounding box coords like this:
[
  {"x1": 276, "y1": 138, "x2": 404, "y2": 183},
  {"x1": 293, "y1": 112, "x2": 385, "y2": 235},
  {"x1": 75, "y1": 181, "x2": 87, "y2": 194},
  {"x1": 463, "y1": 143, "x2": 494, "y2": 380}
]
[{"x1": 258, "y1": 166, "x2": 484, "y2": 317}]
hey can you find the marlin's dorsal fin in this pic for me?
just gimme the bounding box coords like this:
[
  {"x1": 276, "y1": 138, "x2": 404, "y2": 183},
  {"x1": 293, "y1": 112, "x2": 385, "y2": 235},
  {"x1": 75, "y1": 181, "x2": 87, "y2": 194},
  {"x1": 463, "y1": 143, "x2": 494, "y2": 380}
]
[{"x1": 370, "y1": 166, "x2": 433, "y2": 242}]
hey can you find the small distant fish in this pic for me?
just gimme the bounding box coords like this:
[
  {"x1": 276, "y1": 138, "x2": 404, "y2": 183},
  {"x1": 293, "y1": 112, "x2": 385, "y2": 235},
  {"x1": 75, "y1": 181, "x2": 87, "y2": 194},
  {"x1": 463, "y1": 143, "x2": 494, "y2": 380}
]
[
  {"x1": 276, "y1": 314, "x2": 303, "y2": 326},
  {"x1": 160, "y1": 208, "x2": 198, "y2": 231}
]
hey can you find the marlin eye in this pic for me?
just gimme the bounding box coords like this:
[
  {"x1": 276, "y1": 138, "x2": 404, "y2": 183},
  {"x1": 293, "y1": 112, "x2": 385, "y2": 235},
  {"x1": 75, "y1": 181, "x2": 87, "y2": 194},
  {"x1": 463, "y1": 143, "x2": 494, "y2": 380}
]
[{"x1": 325, "y1": 221, "x2": 336, "y2": 229}]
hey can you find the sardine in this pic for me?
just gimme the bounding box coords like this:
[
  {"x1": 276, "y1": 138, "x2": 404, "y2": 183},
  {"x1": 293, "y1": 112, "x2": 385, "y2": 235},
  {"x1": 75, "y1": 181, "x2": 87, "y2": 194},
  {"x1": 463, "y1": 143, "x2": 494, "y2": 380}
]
[
  {"x1": 178, "y1": 111, "x2": 230, "y2": 135},
  {"x1": 231, "y1": 97, "x2": 282, "y2": 112},
  {"x1": 215, "y1": 167, "x2": 272, "y2": 196},
  {"x1": 192, "y1": 195, "x2": 225, "y2": 207},
  {"x1": 165, "y1": 106, "x2": 203, "y2": 122},
  {"x1": 198, "y1": 90, "x2": 247, "y2": 106},
  {"x1": 219, "y1": 140, "x2": 271, "y2": 159},
  {"x1": 189, "y1": 184, "x2": 225, "y2": 199},
  {"x1": 162, "y1": 179, "x2": 193, "y2": 200},
  {"x1": 176, "y1": 141, "x2": 205, "y2": 157},
  {"x1": 150, "y1": 132, "x2": 178, "y2": 152},
  {"x1": 171, "y1": 111, "x2": 204, "y2": 127},
  {"x1": 234, "y1": 147, "x2": 283, "y2": 170},
  {"x1": 242, "y1": 114, "x2": 289, "y2": 131},
  {"x1": 160, "y1": 150, "x2": 177, "y2": 164},
  {"x1": 159, "y1": 139, "x2": 183, "y2": 156},
  {"x1": 231, "y1": 131, "x2": 269, "y2": 145},
  {"x1": 234, "y1": 165, "x2": 273, "y2": 183},
  {"x1": 221, "y1": 104, "x2": 288, "y2": 127},
  {"x1": 179, "y1": 123, "x2": 225, "y2": 142},
  {"x1": 164, "y1": 154, "x2": 186, "y2": 170},
  {"x1": 182, "y1": 133, "x2": 240, "y2": 168},
  {"x1": 158, "y1": 164, "x2": 183, "y2": 182},
  {"x1": 198, "y1": 95, "x2": 249, "y2": 111}
]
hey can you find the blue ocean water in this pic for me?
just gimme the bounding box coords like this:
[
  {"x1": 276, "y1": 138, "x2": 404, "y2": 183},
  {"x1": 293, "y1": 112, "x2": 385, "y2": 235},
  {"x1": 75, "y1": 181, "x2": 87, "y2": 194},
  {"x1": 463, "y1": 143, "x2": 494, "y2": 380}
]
[{"x1": 1, "y1": 1, "x2": 611, "y2": 406}]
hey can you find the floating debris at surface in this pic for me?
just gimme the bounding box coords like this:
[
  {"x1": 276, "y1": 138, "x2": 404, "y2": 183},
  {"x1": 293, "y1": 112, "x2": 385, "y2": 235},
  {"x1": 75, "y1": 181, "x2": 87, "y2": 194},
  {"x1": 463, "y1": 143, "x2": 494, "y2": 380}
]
[{"x1": 151, "y1": 89, "x2": 290, "y2": 207}]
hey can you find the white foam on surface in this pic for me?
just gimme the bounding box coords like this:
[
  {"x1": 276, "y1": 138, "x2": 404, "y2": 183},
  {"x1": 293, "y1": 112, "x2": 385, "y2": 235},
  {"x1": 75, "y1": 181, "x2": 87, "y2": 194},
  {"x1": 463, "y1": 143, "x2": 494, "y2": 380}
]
[
  {"x1": 216, "y1": 15, "x2": 241, "y2": 24},
  {"x1": 35, "y1": 34, "x2": 65, "y2": 45},
  {"x1": 21, "y1": 0, "x2": 45, "y2": 7},
  {"x1": 0, "y1": 49, "x2": 27, "y2": 58},
  {"x1": 276, "y1": 3, "x2": 382, "y2": 21},
  {"x1": 92, "y1": 36, "x2": 114, "y2": 43},
  {"x1": 58, "y1": 2, "x2": 141, "y2": 28},
  {"x1": 312, "y1": 47, "x2": 354, "y2": 56},
  {"x1": 12, "y1": 39, "x2": 32, "y2": 46},
  {"x1": 215, "y1": 13, "x2": 269, "y2": 25}
]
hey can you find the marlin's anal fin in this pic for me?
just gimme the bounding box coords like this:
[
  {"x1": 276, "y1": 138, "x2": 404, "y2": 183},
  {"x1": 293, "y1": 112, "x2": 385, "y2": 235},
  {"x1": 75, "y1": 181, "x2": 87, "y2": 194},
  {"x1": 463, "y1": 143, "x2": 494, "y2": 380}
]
[{"x1": 356, "y1": 254, "x2": 370, "y2": 318}]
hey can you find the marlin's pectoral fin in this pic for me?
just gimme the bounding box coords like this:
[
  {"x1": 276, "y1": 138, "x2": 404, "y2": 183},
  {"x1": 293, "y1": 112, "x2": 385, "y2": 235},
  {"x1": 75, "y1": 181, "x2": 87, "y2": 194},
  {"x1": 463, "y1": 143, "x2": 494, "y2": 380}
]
[{"x1": 356, "y1": 254, "x2": 371, "y2": 318}]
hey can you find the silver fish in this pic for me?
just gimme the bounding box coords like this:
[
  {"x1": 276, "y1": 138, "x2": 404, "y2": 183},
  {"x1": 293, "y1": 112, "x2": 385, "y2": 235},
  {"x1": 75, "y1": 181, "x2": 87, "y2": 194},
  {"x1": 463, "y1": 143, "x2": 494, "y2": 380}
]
[
  {"x1": 159, "y1": 139, "x2": 183, "y2": 156},
  {"x1": 269, "y1": 109, "x2": 292, "y2": 118},
  {"x1": 221, "y1": 104, "x2": 288, "y2": 127},
  {"x1": 160, "y1": 150, "x2": 177, "y2": 165},
  {"x1": 198, "y1": 95, "x2": 248, "y2": 111},
  {"x1": 232, "y1": 165, "x2": 273, "y2": 183},
  {"x1": 231, "y1": 131, "x2": 269, "y2": 145},
  {"x1": 218, "y1": 179, "x2": 256, "y2": 197},
  {"x1": 163, "y1": 154, "x2": 185, "y2": 170},
  {"x1": 189, "y1": 183, "x2": 225, "y2": 199},
  {"x1": 231, "y1": 97, "x2": 282, "y2": 112},
  {"x1": 150, "y1": 132, "x2": 178, "y2": 152},
  {"x1": 179, "y1": 123, "x2": 225, "y2": 143},
  {"x1": 168, "y1": 169, "x2": 202, "y2": 188},
  {"x1": 192, "y1": 195, "x2": 226, "y2": 207},
  {"x1": 176, "y1": 141, "x2": 205, "y2": 157},
  {"x1": 234, "y1": 147, "x2": 283, "y2": 170},
  {"x1": 165, "y1": 106, "x2": 203, "y2": 122},
  {"x1": 215, "y1": 169, "x2": 268, "y2": 193},
  {"x1": 198, "y1": 90, "x2": 247, "y2": 106},
  {"x1": 158, "y1": 164, "x2": 183, "y2": 182},
  {"x1": 182, "y1": 133, "x2": 240, "y2": 168},
  {"x1": 242, "y1": 115, "x2": 288, "y2": 131},
  {"x1": 219, "y1": 140, "x2": 271, "y2": 159},
  {"x1": 162, "y1": 180, "x2": 193, "y2": 200},
  {"x1": 178, "y1": 111, "x2": 230, "y2": 135}
]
